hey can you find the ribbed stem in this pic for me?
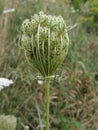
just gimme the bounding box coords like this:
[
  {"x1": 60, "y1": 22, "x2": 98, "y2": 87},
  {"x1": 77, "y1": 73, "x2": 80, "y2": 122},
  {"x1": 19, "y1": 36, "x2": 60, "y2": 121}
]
[{"x1": 45, "y1": 78, "x2": 50, "y2": 130}]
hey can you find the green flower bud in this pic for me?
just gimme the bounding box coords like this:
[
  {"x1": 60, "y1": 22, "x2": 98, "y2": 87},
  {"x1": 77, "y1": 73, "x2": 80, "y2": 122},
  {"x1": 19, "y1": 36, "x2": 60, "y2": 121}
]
[
  {"x1": 20, "y1": 12, "x2": 69, "y2": 78},
  {"x1": 0, "y1": 115, "x2": 17, "y2": 130},
  {"x1": 23, "y1": 125, "x2": 29, "y2": 130}
]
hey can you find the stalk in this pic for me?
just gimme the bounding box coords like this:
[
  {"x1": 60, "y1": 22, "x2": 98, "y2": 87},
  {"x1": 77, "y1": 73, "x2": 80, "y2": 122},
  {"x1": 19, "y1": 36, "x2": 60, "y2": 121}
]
[{"x1": 45, "y1": 77, "x2": 50, "y2": 130}]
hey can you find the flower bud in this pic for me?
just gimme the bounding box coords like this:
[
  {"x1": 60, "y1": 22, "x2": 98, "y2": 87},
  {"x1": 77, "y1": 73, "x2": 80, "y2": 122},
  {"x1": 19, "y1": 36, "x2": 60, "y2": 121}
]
[
  {"x1": 0, "y1": 115, "x2": 17, "y2": 130},
  {"x1": 20, "y1": 12, "x2": 69, "y2": 78}
]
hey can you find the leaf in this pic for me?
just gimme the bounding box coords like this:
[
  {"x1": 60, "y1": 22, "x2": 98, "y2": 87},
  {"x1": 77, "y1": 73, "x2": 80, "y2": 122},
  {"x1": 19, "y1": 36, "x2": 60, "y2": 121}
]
[{"x1": 73, "y1": 120, "x2": 86, "y2": 130}]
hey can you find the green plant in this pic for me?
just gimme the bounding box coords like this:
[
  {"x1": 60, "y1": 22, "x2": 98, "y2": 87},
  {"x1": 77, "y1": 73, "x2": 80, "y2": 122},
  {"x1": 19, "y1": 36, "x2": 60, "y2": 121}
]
[
  {"x1": 1, "y1": 1, "x2": 98, "y2": 130},
  {"x1": 20, "y1": 12, "x2": 69, "y2": 130},
  {"x1": 0, "y1": 0, "x2": 4, "y2": 15},
  {"x1": 79, "y1": 0, "x2": 98, "y2": 33},
  {"x1": 56, "y1": 116, "x2": 85, "y2": 130}
]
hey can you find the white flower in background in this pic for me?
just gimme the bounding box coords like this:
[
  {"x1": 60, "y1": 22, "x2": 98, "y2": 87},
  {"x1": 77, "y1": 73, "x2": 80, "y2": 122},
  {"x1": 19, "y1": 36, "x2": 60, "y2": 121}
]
[
  {"x1": 0, "y1": 78, "x2": 13, "y2": 91},
  {"x1": 37, "y1": 79, "x2": 44, "y2": 85}
]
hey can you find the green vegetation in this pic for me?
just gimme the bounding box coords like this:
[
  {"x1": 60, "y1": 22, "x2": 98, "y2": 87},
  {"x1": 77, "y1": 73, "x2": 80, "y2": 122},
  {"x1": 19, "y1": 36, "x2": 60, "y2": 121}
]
[{"x1": 0, "y1": 0, "x2": 98, "y2": 130}]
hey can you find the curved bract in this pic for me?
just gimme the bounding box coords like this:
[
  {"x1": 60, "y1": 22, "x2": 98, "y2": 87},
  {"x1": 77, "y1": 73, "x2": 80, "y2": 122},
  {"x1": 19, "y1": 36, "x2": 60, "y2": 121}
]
[{"x1": 21, "y1": 12, "x2": 69, "y2": 77}]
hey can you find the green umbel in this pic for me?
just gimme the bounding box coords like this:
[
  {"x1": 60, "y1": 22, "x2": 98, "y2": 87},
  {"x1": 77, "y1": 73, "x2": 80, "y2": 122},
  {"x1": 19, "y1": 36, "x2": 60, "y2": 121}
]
[{"x1": 21, "y1": 11, "x2": 69, "y2": 78}]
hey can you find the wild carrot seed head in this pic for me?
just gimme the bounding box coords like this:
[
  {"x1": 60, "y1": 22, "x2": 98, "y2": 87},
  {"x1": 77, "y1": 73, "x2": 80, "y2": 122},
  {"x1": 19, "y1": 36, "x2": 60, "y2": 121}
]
[{"x1": 20, "y1": 11, "x2": 69, "y2": 77}]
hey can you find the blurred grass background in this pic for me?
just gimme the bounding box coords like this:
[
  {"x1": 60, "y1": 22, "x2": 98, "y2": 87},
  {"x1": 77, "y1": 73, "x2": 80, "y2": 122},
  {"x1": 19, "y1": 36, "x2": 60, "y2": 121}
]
[{"x1": 0, "y1": 0, "x2": 98, "y2": 130}]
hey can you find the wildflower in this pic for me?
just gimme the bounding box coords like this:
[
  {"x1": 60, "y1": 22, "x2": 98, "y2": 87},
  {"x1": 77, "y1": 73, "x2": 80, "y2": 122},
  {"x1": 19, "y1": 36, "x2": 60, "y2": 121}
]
[
  {"x1": 0, "y1": 78, "x2": 13, "y2": 91},
  {"x1": 0, "y1": 114, "x2": 17, "y2": 130},
  {"x1": 20, "y1": 12, "x2": 69, "y2": 130},
  {"x1": 20, "y1": 11, "x2": 69, "y2": 78}
]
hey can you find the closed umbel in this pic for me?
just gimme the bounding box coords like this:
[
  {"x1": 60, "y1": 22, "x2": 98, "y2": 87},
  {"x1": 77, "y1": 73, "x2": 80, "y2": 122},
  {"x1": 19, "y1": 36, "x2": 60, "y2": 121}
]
[{"x1": 21, "y1": 12, "x2": 69, "y2": 77}]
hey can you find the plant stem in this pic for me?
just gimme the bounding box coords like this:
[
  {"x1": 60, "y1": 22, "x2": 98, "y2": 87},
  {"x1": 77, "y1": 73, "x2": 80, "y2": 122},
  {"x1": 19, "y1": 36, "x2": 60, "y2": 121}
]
[{"x1": 46, "y1": 78, "x2": 50, "y2": 130}]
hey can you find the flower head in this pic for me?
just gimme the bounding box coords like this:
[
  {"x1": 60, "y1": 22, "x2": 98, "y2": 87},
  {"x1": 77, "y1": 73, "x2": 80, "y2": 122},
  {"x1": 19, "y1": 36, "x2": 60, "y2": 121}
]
[
  {"x1": 21, "y1": 12, "x2": 69, "y2": 77},
  {"x1": 0, "y1": 115, "x2": 17, "y2": 130},
  {"x1": 0, "y1": 78, "x2": 13, "y2": 91}
]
